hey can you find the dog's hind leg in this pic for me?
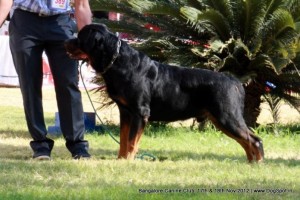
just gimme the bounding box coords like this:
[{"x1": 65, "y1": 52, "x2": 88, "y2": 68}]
[
  {"x1": 245, "y1": 129, "x2": 264, "y2": 161},
  {"x1": 205, "y1": 83, "x2": 264, "y2": 162},
  {"x1": 207, "y1": 113, "x2": 264, "y2": 163}
]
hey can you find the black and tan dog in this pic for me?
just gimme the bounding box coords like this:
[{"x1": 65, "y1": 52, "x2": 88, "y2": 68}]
[{"x1": 65, "y1": 24, "x2": 264, "y2": 162}]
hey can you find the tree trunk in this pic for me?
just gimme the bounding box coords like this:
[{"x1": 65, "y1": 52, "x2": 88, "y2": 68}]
[{"x1": 243, "y1": 82, "x2": 264, "y2": 128}]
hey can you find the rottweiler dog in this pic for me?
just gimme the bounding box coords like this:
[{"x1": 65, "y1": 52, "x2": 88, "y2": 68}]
[{"x1": 65, "y1": 24, "x2": 264, "y2": 162}]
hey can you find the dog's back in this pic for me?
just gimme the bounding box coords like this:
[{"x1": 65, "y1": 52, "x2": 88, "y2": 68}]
[{"x1": 147, "y1": 63, "x2": 244, "y2": 122}]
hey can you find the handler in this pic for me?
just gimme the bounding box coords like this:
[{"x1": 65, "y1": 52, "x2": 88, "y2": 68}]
[{"x1": 0, "y1": 0, "x2": 92, "y2": 160}]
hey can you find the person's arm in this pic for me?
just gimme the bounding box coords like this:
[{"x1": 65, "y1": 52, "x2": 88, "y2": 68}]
[
  {"x1": 74, "y1": 0, "x2": 92, "y2": 31},
  {"x1": 0, "y1": 0, "x2": 13, "y2": 27}
]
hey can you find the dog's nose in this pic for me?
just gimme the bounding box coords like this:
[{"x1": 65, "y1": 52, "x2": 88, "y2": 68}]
[
  {"x1": 64, "y1": 40, "x2": 71, "y2": 49},
  {"x1": 64, "y1": 38, "x2": 79, "y2": 48},
  {"x1": 64, "y1": 39, "x2": 72, "y2": 47}
]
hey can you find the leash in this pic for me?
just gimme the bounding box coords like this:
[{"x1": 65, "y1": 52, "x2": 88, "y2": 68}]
[
  {"x1": 78, "y1": 61, "x2": 157, "y2": 161},
  {"x1": 79, "y1": 60, "x2": 120, "y2": 144}
]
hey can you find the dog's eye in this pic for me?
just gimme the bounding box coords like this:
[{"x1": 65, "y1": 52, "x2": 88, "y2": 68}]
[
  {"x1": 94, "y1": 31, "x2": 103, "y2": 40},
  {"x1": 95, "y1": 38, "x2": 103, "y2": 45}
]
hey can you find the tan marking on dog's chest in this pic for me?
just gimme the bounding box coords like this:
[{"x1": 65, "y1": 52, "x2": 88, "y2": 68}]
[{"x1": 114, "y1": 96, "x2": 128, "y2": 106}]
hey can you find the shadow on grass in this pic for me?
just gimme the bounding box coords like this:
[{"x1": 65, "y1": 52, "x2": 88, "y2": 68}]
[
  {"x1": 0, "y1": 142, "x2": 119, "y2": 160},
  {"x1": 0, "y1": 141, "x2": 298, "y2": 167},
  {"x1": 0, "y1": 114, "x2": 55, "y2": 139},
  {"x1": 134, "y1": 148, "x2": 300, "y2": 166},
  {"x1": 0, "y1": 130, "x2": 31, "y2": 139},
  {"x1": 0, "y1": 123, "x2": 298, "y2": 165}
]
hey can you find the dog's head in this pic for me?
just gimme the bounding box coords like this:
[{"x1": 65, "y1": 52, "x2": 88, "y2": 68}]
[{"x1": 65, "y1": 23, "x2": 119, "y2": 71}]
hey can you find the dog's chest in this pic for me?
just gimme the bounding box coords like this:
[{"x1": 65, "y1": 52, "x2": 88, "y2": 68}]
[{"x1": 105, "y1": 83, "x2": 131, "y2": 107}]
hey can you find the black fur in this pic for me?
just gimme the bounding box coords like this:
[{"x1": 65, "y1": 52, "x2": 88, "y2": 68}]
[{"x1": 65, "y1": 24, "x2": 264, "y2": 162}]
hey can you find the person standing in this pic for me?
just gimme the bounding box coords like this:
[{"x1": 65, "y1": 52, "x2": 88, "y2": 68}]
[{"x1": 0, "y1": 0, "x2": 93, "y2": 160}]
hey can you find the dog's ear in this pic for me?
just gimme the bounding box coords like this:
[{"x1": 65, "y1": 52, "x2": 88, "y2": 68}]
[
  {"x1": 80, "y1": 23, "x2": 108, "y2": 36},
  {"x1": 77, "y1": 31, "x2": 100, "y2": 54},
  {"x1": 94, "y1": 32, "x2": 104, "y2": 44},
  {"x1": 90, "y1": 24, "x2": 108, "y2": 45},
  {"x1": 94, "y1": 24, "x2": 108, "y2": 32},
  {"x1": 77, "y1": 24, "x2": 109, "y2": 52}
]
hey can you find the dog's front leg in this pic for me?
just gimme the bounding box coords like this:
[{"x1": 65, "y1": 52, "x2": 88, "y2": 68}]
[
  {"x1": 118, "y1": 107, "x2": 132, "y2": 159},
  {"x1": 118, "y1": 104, "x2": 149, "y2": 160},
  {"x1": 126, "y1": 115, "x2": 146, "y2": 160},
  {"x1": 126, "y1": 105, "x2": 150, "y2": 159}
]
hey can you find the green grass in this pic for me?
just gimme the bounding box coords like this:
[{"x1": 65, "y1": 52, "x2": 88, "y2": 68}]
[{"x1": 0, "y1": 88, "x2": 299, "y2": 199}]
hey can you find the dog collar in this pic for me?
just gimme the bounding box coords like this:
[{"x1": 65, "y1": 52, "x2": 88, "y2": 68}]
[{"x1": 101, "y1": 39, "x2": 122, "y2": 74}]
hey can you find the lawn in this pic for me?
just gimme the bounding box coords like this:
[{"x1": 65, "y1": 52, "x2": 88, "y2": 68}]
[{"x1": 0, "y1": 87, "x2": 299, "y2": 200}]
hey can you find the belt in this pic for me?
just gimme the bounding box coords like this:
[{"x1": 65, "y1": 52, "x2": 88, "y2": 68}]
[
  {"x1": 38, "y1": 13, "x2": 48, "y2": 17},
  {"x1": 15, "y1": 9, "x2": 68, "y2": 18}
]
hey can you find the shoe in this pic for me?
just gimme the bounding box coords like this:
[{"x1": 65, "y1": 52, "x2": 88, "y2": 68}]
[
  {"x1": 30, "y1": 139, "x2": 53, "y2": 160},
  {"x1": 32, "y1": 148, "x2": 51, "y2": 160},
  {"x1": 33, "y1": 155, "x2": 51, "y2": 160},
  {"x1": 73, "y1": 154, "x2": 91, "y2": 160},
  {"x1": 72, "y1": 149, "x2": 91, "y2": 160}
]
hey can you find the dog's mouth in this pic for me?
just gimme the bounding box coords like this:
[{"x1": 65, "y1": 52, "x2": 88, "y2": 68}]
[
  {"x1": 66, "y1": 49, "x2": 88, "y2": 60},
  {"x1": 64, "y1": 40, "x2": 89, "y2": 60}
]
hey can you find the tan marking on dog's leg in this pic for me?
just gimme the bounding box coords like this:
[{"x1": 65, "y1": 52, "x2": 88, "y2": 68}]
[
  {"x1": 255, "y1": 143, "x2": 264, "y2": 162},
  {"x1": 236, "y1": 131, "x2": 264, "y2": 163},
  {"x1": 236, "y1": 138, "x2": 254, "y2": 162},
  {"x1": 207, "y1": 114, "x2": 263, "y2": 163},
  {"x1": 247, "y1": 131, "x2": 264, "y2": 162},
  {"x1": 126, "y1": 125, "x2": 145, "y2": 160},
  {"x1": 118, "y1": 121, "x2": 130, "y2": 159}
]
